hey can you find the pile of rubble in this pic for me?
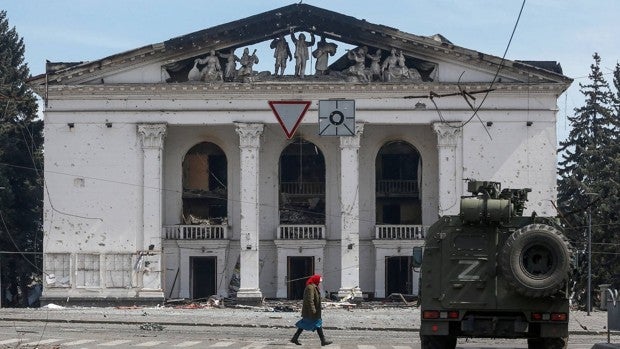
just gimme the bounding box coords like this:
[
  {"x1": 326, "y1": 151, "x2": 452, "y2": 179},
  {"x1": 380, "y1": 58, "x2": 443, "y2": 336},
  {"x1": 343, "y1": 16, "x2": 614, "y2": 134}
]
[{"x1": 160, "y1": 293, "x2": 417, "y2": 311}]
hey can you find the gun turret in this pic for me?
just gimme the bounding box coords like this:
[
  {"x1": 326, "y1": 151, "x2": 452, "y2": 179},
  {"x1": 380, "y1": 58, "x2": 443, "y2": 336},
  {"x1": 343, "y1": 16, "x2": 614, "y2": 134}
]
[{"x1": 460, "y1": 179, "x2": 531, "y2": 224}]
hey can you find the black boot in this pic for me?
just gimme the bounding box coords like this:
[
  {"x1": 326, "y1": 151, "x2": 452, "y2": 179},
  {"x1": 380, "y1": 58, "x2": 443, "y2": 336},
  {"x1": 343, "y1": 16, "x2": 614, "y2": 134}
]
[
  {"x1": 317, "y1": 327, "x2": 332, "y2": 346},
  {"x1": 290, "y1": 328, "x2": 303, "y2": 345}
]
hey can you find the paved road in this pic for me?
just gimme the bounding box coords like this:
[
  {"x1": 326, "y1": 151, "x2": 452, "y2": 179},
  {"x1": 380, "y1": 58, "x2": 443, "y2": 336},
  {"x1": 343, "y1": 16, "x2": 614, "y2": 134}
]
[
  {"x1": 0, "y1": 321, "x2": 614, "y2": 348},
  {"x1": 0, "y1": 304, "x2": 616, "y2": 348}
]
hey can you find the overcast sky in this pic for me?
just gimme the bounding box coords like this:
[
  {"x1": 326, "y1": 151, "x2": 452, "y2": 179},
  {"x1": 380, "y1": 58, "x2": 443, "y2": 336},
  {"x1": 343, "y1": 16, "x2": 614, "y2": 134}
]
[{"x1": 4, "y1": 0, "x2": 620, "y2": 142}]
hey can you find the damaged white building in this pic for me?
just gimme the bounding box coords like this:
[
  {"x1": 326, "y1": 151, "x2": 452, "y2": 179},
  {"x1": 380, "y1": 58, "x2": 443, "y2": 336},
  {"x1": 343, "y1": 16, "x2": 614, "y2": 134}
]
[{"x1": 28, "y1": 4, "x2": 571, "y2": 305}]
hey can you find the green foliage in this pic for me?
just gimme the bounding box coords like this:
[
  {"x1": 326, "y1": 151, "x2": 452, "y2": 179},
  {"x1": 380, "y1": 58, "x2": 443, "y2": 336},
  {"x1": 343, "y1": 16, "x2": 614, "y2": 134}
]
[
  {"x1": 0, "y1": 10, "x2": 44, "y2": 306},
  {"x1": 558, "y1": 53, "x2": 620, "y2": 308}
]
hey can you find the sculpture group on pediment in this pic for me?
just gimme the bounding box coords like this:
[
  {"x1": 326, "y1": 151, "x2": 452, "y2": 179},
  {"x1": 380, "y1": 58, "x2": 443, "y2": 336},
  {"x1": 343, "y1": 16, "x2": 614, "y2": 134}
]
[
  {"x1": 170, "y1": 31, "x2": 435, "y2": 84},
  {"x1": 381, "y1": 48, "x2": 422, "y2": 82}
]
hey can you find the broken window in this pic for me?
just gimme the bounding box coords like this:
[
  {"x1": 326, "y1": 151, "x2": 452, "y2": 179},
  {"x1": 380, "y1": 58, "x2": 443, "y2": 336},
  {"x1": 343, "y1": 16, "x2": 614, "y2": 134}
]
[
  {"x1": 105, "y1": 254, "x2": 132, "y2": 288},
  {"x1": 279, "y1": 138, "x2": 325, "y2": 224},
  {"x1": 44, "y1": 253, "x2": 71, "y2": 287},
  {"x1": 375, "y1": 141, "x2": 422, "y2": 224},
  {"x1": 76, "y1": 253, "x2": 100, "y2": 288},
  {"x1": 182, "y1": 142, "x2": 228, "y2": 224}
]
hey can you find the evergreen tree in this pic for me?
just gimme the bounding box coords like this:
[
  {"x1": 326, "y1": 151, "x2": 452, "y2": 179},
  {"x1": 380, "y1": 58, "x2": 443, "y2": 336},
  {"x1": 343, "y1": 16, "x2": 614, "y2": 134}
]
[
  {"x1": 558, "y1": 53, "x2": 620, "y2": 308},
  {"x1": 0, "y1": 10, "x2": 44, "y2": 307}
]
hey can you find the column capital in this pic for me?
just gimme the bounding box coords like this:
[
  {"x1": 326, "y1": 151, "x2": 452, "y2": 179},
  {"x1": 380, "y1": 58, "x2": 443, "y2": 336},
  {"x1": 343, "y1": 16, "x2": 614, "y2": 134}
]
[
  {"x1": 339, "y1": 123, "x2": 365, "y2": 149},
  {"x1": 432, "y1": 122, "x2": 461, "y2": 147},
  {"x1": 138, "y1": 123, "x2": 167, "y2": 149},
  {"x1": 235, "y1": 123, "x2": 264, "y2": 149}
]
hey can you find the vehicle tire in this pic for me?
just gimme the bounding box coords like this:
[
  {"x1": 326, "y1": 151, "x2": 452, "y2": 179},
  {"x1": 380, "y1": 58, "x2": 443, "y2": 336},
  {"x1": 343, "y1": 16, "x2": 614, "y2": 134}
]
[
  {"x1": 527, "y1": 337, "x2": 567, "y2": 349},
  {"x1": 500, "y1": 224, "x2": 571, "y2": 298},
  {"x1": 420, "y1": 335, "x2": 456, "y2": 349}
]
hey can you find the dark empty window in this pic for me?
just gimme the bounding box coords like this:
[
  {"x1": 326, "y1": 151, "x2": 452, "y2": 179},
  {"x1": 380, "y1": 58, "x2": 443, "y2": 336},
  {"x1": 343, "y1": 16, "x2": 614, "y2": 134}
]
[
  {"x1": 182, "y1": 142, "x2": 228, "y2": 224},
  {"x1": 279, "y1": 138, "x2": 325, "y2": 224}
]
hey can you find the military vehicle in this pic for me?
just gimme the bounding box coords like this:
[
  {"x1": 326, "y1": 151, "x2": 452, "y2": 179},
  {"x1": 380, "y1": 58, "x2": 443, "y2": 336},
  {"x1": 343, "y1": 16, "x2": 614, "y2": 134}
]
[{"x1": 415, "y1": 180, "x2": 571, "y2": 349}]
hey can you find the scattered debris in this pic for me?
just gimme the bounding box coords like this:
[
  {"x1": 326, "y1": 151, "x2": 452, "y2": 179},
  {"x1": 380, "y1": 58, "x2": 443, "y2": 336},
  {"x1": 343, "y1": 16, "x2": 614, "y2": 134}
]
[
  {"x1": 385, "y1": 293, "x2": 418, "y2": 306},
  {"x1": 273, "y1": 305, "x2": 296, "y2": 312},
  {"x1": 165, "y1": 295, "x2": 226, "y2": 309},
  {"x1": 139, "y1": 323, "x2": 165, "y2": 331}
]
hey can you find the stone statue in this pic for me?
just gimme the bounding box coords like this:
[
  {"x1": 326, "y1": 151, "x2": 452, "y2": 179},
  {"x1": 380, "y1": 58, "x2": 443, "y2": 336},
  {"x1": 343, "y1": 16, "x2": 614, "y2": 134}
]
[
  {"x1": 187, "y1": 60, "x2": 201, "y2": 81},
  {"x1": 195, "y1": 50, "x2": 223, "y2": 82},
  {"x1": 381, "y1": 48, "x2": 400, "y2": 82},
  {"x1": 238, "y1": 48, "x2": 259, "y2": 78},
  {"x1": 395, "y1": 50, "x2": 410, "y2": 79},
  {"x1": 381, "y1": 48, "x2": 422, "y2": 82},
  {"x1": 366, "y1": 49, "x2": 382, "y2": 81},
  {"x1": 290, "y1": 30, "x2": 315, "y2": 78},
  {"x1": 219, "y1": 49, "x2": 240, "y2": 81},
  {"x1": 346, "y1": 46, "x2": 369, "y2": 82},
  {"x1": 270, "y1": 35, "x2": 292, "y2": 77},
  {"x1": 312, "y1": 36, "x2": 338, "y2": 76}
]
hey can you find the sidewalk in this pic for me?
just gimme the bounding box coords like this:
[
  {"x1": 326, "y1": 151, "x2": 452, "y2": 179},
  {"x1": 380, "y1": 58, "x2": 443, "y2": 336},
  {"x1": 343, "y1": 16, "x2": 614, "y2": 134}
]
[{"x1": 0, "y1": 301, "x2": 612, "y2": 335}]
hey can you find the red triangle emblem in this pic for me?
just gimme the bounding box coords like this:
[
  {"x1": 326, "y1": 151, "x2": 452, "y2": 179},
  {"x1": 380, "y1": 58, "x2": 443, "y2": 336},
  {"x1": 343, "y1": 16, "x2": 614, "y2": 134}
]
[{"x1": 269, "y1": 100, "x2": 312, "y2": 139}]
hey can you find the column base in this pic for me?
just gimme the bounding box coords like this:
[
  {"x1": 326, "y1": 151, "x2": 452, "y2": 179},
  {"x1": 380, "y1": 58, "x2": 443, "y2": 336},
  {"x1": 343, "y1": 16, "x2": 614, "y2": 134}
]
[
  {"x1": 337, "y1": 287, "x2": 363, "y2": 303},
  {"x1": 236, "y1": 288, "x2": 263, "y2": 305}
]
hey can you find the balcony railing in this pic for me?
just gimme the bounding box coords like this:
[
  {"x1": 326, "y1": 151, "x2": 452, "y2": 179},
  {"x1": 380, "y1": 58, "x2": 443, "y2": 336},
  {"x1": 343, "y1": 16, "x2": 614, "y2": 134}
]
[
  {"x1": 278, "y1": 224, "x2": 325, "y2": 239},
  {"x1": 280, "y1": 182, "x2": 325, "y2": 195},
  {"x1": 375, "y1": 225, "x2": 426, "y2": 240},
  {"x1": 163, "y1": 224, "x2": 228, "y2": 240},
  {"x1": 376, "y1": 180, "x2": 419, "y2": 195}
]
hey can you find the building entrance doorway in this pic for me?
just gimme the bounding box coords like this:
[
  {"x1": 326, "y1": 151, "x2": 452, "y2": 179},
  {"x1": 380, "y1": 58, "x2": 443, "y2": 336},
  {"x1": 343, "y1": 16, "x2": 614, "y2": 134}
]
[
  {"x1": 191, "y1": 256, "x2": 216, "y2": 300},
  {"x1": 385, "y1": 256, "x2": 412, "y2": 296},
  {"x1": 287, "y1": 256, "x2": 314, "y2": 300}
]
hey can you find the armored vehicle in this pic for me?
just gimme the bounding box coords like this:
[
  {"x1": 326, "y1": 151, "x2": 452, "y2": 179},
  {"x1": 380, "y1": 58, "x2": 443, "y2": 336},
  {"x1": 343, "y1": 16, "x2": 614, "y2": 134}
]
[{"x1": 416, "y1": 180, "x2": 571, "y2": 349}]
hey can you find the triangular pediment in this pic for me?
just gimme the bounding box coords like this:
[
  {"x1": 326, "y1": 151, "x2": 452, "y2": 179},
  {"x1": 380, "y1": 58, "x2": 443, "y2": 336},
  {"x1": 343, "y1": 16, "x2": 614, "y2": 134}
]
[{"x1": 29, "y1": 3, "x2": 571, "y2": 88}]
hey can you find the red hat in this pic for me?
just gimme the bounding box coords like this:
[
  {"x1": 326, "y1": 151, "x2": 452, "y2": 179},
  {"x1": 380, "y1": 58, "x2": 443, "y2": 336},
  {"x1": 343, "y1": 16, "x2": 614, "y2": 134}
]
[{"x1": 306, "y1": 274, "x2": 322, "y2": 286}]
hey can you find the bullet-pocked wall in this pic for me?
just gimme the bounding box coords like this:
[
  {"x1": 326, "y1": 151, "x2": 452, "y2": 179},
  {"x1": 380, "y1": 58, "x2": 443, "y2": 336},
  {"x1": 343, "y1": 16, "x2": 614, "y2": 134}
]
[{"x1": 32, "y1": 3, "x2": 570, "y2": 304}]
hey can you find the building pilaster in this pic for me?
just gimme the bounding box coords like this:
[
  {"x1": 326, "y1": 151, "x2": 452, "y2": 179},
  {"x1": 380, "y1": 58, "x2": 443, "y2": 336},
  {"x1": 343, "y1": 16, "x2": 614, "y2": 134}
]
[
  {"x1": 432, "y1": 122, "x2": 462, "y2": 216},
  {"x1": 338, "y1": 123, "x2": 364, "y2": 299},
  {"x1": 234, "y1": 122, "x2": 264, "y2": 303},
  {"x1": 137, "y1": 123, "x2": 167, "y2": 296}
]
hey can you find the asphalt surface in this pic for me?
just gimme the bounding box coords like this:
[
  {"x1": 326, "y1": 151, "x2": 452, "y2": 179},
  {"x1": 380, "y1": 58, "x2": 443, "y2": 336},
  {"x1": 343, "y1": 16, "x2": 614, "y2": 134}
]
[{"x1": 0, "y1": 300, "x2": 614, "y2": 335}]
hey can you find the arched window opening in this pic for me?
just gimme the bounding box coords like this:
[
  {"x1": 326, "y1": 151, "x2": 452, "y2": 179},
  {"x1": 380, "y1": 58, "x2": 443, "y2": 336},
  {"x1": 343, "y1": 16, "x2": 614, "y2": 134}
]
[
  {"x1": 375, "y1": 141, "x2": 422, "y2": 224},
  {"x1": 279, "y1": 138, "x2": 325, "y2": 224},
  {"x1": 182, "y1": 142, "x2": 227, "y2": 224}
]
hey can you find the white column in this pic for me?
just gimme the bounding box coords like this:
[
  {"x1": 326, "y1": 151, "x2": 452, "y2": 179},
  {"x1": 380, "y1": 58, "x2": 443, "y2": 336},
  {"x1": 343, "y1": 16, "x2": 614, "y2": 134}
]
[
  {"x1": 234, "y1": 123, "x2": 264, "y2": 303},
  {"x1": 432, "y1": 123, "x2": 462, "y2": 216},
  {"x1": 137, "y1": 123, "x2": 167, "y2": 296},
  {"x1": 338, "y1": 123, "x2": 364, "y2": 299}
]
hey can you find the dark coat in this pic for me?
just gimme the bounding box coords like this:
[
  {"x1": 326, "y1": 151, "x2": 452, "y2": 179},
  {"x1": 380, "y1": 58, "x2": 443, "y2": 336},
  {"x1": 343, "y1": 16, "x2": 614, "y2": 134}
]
[{"x1": 301, "y1": 283, "x2": 321, "y2": 320}]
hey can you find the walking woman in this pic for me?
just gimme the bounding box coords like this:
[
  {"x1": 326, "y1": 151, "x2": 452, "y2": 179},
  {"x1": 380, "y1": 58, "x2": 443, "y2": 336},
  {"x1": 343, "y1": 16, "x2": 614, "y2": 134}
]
[{"x1": 290, "y1": 274, "x2": 332, "y2": 346}]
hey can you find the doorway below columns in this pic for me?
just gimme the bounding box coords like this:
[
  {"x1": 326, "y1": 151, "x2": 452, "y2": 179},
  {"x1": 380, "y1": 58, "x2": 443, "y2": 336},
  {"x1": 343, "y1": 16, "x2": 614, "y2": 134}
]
[
  {"x1": 385, "y1": 256, "x2": 412, "y2": 296},
  {"x1": 191, "y1": 256, "x2": 216, "y2": 300},
  {"x1": 287, "y1": 256, "x2": 314, "y2": 300}
]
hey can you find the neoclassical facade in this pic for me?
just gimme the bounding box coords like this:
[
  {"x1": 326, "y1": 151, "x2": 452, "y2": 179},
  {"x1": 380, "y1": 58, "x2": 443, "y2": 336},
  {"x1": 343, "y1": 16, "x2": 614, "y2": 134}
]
[{"x1": 29, "y1": 4, "x2": 571, "y2": 305}]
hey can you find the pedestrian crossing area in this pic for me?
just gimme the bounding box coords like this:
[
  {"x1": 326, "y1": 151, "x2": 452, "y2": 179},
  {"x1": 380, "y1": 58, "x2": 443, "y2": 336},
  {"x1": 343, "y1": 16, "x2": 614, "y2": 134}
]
[{"x1": 0, "y1": 338, "x2": 418, "y2": 348}]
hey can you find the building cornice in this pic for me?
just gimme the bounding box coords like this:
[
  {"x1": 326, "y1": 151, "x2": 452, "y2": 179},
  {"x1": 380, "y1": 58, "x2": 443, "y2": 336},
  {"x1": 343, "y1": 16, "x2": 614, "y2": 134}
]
[{"x1": 34, "y1": 81, "x2": 570, "y2": 100}]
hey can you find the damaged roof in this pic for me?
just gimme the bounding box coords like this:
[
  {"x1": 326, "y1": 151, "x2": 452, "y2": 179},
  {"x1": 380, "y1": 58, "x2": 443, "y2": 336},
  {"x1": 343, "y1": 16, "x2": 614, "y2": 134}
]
[{"x1": 28, "y1": 3, "x2": 572, "y2": 87}]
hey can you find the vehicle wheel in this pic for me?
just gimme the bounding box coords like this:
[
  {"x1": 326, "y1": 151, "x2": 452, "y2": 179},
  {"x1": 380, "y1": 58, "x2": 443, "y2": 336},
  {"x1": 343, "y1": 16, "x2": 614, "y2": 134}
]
[
  {"x1": 420, "y1": 335, "x2": 456, "y2": 349},
  {"x1": 500, "y1": 224, "x2": 571, "y2": 297},
  {"x1": 527, "y1": 337, "x2": 567, "y2": 349}
]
